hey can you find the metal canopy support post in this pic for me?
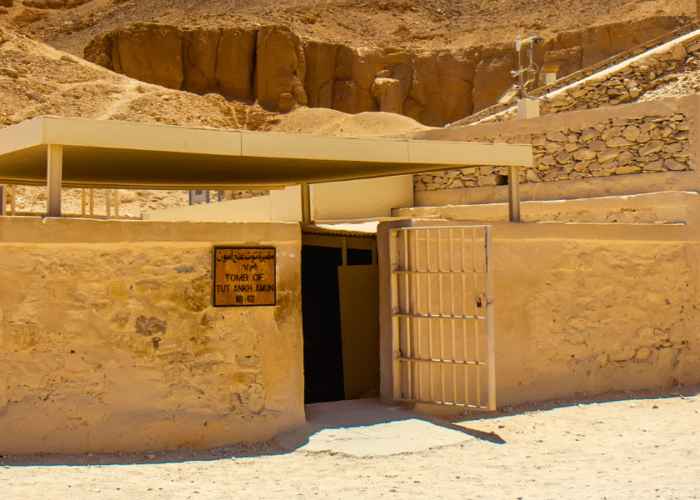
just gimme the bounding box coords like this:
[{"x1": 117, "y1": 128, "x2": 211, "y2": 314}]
[
  {"x1": 46, "y1": 144, "x2": 63, "y2": 217},
  {"x1": 301, "y1": 182, "x2": 311, "y2": 225},
  {"x1": 507, "y1": 165, "x2": 521, "y2": 222}
]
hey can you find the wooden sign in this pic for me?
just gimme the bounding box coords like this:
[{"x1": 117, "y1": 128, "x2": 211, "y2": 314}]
[{"x1": 213, "y1": 247, "x2": 276, "y2": 307}]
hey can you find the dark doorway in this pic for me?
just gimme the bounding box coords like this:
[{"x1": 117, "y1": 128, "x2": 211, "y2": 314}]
[
  {"x1": 301, "y1": 242, "x2": 376, "y2": 404},
  {"x1": 301, "y1": 245, "x2": 345, "y2": 404}
]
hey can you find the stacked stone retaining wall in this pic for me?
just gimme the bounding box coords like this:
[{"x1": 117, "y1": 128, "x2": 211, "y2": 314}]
[
  {"x1": 411, "y1": 95, "x2": 698, "y2": 198},
  {"x1": 478, "y1": 29, "x2": 700, "y2": 124}
]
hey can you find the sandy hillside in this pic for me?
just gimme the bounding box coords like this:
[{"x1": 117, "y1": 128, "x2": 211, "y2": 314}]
[
  {"x1": 0, "y1": 25, "x2": 253, "y2": 216},
  {"x1": 1, "y1": 0, "x2": 699, "y2": 215},
  {"x1": 1, "y1": 0, "x2": 696, "y2": 57},
  {"x1": 0, "y1": 25, "x2": 427, "y2": 216}
]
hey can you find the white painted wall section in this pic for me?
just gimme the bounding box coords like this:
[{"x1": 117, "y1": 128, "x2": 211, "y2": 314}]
[
  {"x1": 143, "y1": 176, "x2": 412, "y2": 222},
  {"x1": 310, "y1": 175, "x2": 413, "y2": 221}
]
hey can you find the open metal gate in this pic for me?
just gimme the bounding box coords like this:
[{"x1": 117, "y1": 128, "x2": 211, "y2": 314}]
[{"x1": 389, "y1": 225, "x2": 496, "y2": 410}]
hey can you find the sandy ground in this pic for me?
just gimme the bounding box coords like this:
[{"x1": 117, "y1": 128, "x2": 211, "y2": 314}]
[{"x1": 1, "y1": 384, "x2": 698, "y2": 499}]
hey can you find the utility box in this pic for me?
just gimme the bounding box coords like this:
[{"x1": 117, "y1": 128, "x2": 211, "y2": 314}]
[
  {"x1": 517, "y1": 98, "x2": 540, "y2": 119},
  {"x1": 542, "y1": 65, "x2": 559, "y2": 86}
]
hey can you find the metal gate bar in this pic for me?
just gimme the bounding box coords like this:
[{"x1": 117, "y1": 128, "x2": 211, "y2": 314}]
[{"x1": 390, "y1": 225, "x2": 495, "y2": 410}]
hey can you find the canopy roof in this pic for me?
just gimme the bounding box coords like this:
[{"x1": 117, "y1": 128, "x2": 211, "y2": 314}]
[
  {"x1": 0, "y1": 116, "x2": 533, "y2": 218},
  {"x1": 0, "y1": 116, "x2": 532, "y2": 190}
]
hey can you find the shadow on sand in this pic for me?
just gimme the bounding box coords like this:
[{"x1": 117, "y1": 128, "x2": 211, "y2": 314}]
[{"x1": 2, "y1": 383, "x2": 697, "y2": 467}]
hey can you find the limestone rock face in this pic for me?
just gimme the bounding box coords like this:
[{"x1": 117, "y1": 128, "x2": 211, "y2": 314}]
[
  {"x1": 472, "y1": 47, "x2": 514, "y2": 113},
  {"x1": 183, "y1": 28, "x2": 220, "y2": 96},
  {"x1": 542, "y1": 46, "x2": 583, "y2": 81},
  {"x1": 540, "y1": 17, "x2": 683, "y2": 82},
  {"x1": 22, "y1": 0, "x2": 91, "y2": 8},
  {"x1": 85, "y1": 17, "x2": 687, "y2": 125},
  {"x1": 348, "y1": 47, "x2": 384, "y2": 113},
  {"x1": 304, "y1": 41, "x2": 339, "y2": 109},
  {"x1": 436, "y1": 50, "x2": 477, "y2": 122},
  {"x1": 112, "y1": 24, "x2": 184, "y2": 91},
  {"x1": 254, "y1": 26, "x2": 307, "y2": 109},
  {"x1": 215, "y1": 28, "x2": 256, "y2": 100},
  {"x1": 83, "y1": 32, "x2": 113, "y2": 70},
  {"x1": 406, "y1": 50, "x2": 475, "y2": 126},
  {"x1": 371, "y1": 77, "x2": 403, "y2": 113}
]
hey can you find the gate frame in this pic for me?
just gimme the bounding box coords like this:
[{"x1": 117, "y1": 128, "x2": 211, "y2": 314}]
[{"x1": 377, "y1": 219, "x2": 496, "y2": 411}]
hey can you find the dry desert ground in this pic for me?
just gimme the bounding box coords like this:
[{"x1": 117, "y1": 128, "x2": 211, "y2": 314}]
[{"x1": 1, "y1": 384, "x2": 698, "y2": 500}]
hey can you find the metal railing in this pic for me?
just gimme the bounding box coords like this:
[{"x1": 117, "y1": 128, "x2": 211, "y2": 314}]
[
  {"x1": 1, "y1": 185, "x2": 130, "y2": 218},
  {"x1": 450, "y1": 19, "x2": 700, "y2": 127}
]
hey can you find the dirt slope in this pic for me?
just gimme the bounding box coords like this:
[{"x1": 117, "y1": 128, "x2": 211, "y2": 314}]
[
  {"x1": 1, "y1": 0, "x2": 696, "y2": 57},
  {"x1": 0, "y1": 25, "x2": 429, "y2": 216},
  {"x1": 1, "y1": 0, "x2": 699, "y2": 216},
  {"x1": 0, "y1": 25, "x2": 273, "y2": 217}
]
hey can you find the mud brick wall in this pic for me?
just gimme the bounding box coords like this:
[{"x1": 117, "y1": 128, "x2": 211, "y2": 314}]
[{"x1": 0, "y1": 217, "x2": 304, "y2": 454}]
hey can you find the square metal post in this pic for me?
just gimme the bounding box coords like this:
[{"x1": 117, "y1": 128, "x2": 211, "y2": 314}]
[
  {"x1": 301, "y1": 182, "x2": 311, "y2": 225},
  {"x1": 507, "y1": 165, "x2": 521, "y2": 222},
  {"x1": 47, "y1": 144, "x2": 63, "y2": 217}
]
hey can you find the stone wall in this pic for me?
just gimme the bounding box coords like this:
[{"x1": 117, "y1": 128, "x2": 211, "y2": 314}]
[
  {"x1": 377, "y1": 219, "x2": 700, "y2": 407},
  {"x1": 501, "y1": 231, "x2": 700, "y2": 403},
  {"x1": 480, "y1": 28, "x2": 700, "y2": 123},
  {"x1": 0, "y1": 217, "x2": 303, "y2": 454},
  {"x1": 84, "y1": 17, "x2": 687, "y2": 126},
  {"x1": 394, "y1": 191, "x2": 695, "y2": 225},
  {"x1": 416, "y1": 111, "x2": 690, "y2": 192},
  {"x1": 409, "y1": 94, "x2": 700, "y2": 205}
]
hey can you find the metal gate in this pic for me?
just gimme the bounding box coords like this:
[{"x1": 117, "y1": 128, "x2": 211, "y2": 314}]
[{"x1": 389, "y1": 225, "x2": 495, "y2": 410}]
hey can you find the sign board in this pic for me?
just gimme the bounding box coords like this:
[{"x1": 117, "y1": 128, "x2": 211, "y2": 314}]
[{"x1": 213, "y1": 247, "x2": 276, "y2": 307}]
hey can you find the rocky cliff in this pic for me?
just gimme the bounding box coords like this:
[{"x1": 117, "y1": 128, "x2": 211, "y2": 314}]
[{"x1": 85, "y1": 17, "x2": 688, "y2": 126}]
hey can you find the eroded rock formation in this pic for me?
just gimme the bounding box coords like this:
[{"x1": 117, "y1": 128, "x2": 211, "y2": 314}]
[
  {"x1": 22, "y1": 0, "x2": 91, "y2": 8},
  {"x1": 85, "y1": 17, "x2": 687, "y2": 126}
]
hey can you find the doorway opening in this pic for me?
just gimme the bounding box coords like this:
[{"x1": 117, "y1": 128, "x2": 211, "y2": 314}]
[{"x1": 301, "y1": 228, "x2": 380, "y2": 404}]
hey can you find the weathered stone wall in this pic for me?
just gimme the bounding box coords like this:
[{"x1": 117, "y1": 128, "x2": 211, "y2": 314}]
[
  {"x1": 481, "y1": 28, "x2": 700, "y2": 123},
  {"x1": 542, "y1": 35, "x2": 700, "y2": 115},
  {"x1": 409, "y1": 95, "x2": 700, "y2": 204},
  {"x1": 499, "y1": 230, "x2": 700, "y2": 404},
  {"x1": 84, "y1": 17, "x2": 686, "y2": 125},
  {"x1": 377, "y1": 220, "x2": 700, "y2": 407},
  {"x1": 416, "y1": 111, "x2": 690, "y2": 192},
  {"x1": 0, "y1": 217, "x2": 303, "y2": 454}
]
